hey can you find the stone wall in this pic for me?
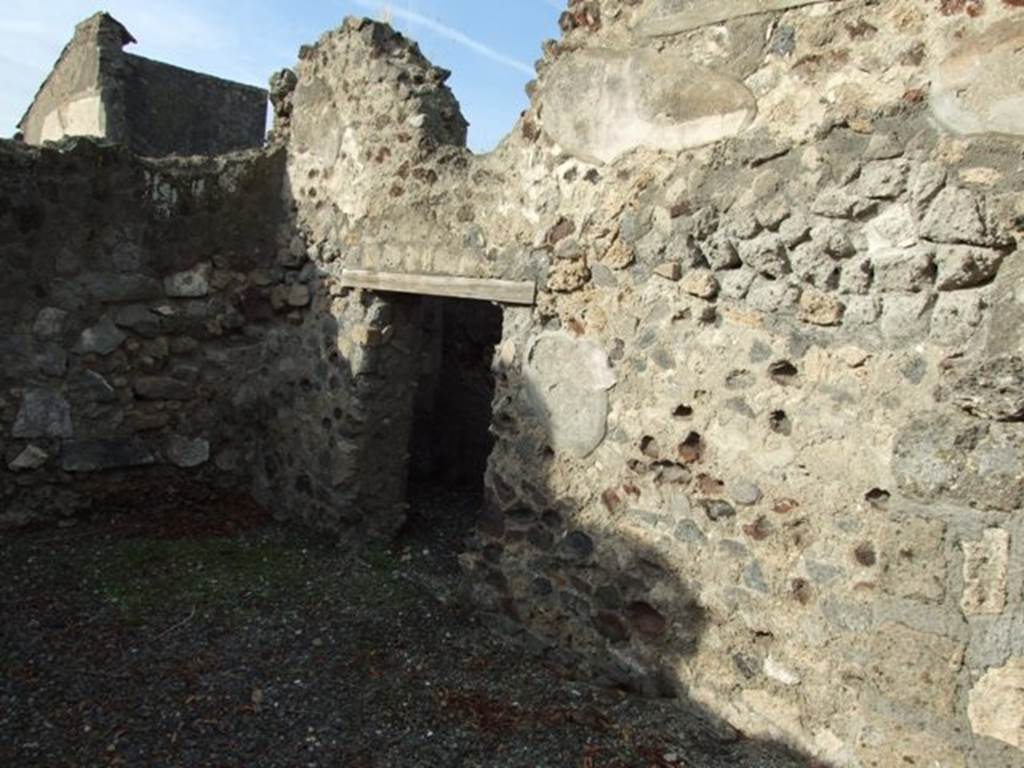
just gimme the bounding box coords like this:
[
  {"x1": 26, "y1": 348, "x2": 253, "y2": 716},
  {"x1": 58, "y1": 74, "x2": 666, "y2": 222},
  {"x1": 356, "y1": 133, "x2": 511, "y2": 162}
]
[
  {"x1": 0, "y1": 137, "x2": 286, "y2": 525},
  {"x1": 4, "y1": 3, "x2": 1024, "y2": 766},
  {"x1": 18, "y1": 12, "x2": 267, "y2": 157},
  {"x1": 455, "y1": 2, "x2": 1024, "y2": 766},
  {"x1": 120, "y1": 55, "x2": 267, "y2": 157}
]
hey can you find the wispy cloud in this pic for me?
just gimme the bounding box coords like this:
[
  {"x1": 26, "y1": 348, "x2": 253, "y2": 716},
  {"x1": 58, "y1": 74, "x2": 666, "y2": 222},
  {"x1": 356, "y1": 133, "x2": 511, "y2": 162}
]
[{"x1": 353, "y1": 0, "x2": 534, "y2": 76}]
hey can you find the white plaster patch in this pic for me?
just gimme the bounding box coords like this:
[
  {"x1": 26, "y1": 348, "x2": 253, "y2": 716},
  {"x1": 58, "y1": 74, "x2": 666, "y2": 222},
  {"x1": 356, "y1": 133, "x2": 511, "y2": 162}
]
[
  {"x1": 931, "y1": 19, "x2": 1024, "y2": 138},
  {"x1": 540, "y1": 49, "x2": 756, "y2": 164}
]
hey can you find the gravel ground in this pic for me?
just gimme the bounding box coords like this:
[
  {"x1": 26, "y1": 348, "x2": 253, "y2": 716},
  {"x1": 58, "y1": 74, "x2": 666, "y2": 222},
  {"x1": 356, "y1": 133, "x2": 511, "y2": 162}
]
[{"x1": 0, "y1": 486, "x2": 815, "y2": 768}]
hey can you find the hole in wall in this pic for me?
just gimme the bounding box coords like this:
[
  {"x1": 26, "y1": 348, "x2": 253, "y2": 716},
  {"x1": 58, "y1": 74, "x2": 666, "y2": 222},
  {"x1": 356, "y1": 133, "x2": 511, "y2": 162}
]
[
  {"x1": 769, "y1": 410, "x2": 792, "y2": 435},
  {"x1": 768, "y1": 360, "x2": 799, "y2": 384},
  {"x1": 865, "y1": 488, "x2": 890, "y2": 507},
  {"x1": 677, "y1": 432, "x2": 703, "y2": 464},
  {"x1": 640, "y1": 435, "x2": 661, "y2": 458},
  {"x1": 673, "y1": 404, "x2": 693, "y2": 419}
]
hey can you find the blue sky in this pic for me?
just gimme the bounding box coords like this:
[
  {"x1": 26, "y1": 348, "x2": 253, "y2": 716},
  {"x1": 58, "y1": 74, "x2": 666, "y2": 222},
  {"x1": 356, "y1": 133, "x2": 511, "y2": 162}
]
[{"x1": 0, "y1": 1, "x2": 562, "y2": 152}]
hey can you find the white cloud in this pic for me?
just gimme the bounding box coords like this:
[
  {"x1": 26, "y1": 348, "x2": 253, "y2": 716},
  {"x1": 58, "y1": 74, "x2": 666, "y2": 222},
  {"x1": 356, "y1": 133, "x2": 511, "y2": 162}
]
[{"x1": 353, "y1": 0, "x2": 534, "y2": 76}]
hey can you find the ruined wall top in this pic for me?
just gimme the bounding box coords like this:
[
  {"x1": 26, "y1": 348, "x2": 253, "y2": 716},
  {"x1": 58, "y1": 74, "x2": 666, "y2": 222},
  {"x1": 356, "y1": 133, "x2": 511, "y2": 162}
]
[{"x1": 18, "y1": 12, "x2": 267, "y2": 157}]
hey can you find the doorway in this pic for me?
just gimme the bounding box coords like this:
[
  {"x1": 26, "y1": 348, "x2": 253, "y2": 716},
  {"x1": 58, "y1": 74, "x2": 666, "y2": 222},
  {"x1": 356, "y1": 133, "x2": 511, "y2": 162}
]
[{"x1": 399, "y1": 296, "x2": 504, "y2": 571}]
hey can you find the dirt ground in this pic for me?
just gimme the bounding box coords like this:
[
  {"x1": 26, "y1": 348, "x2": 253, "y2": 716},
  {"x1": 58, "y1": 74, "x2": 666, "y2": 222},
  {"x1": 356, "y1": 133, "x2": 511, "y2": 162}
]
[{"x1": 0, "y1": 487, "x2": 813, "y2": 767}]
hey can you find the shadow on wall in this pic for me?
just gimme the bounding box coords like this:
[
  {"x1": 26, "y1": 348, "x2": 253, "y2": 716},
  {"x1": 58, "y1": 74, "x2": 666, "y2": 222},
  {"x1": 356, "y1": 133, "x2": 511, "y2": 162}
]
[
  {"x1": 242, "y1": 284, "x2": 430, "y2": 540},
  {"x1": 235, "y1": 231, "x2": 823, "y2": 763},
  {"x1": 457, "y1": 348, "x2": 826, "y2": 766}
]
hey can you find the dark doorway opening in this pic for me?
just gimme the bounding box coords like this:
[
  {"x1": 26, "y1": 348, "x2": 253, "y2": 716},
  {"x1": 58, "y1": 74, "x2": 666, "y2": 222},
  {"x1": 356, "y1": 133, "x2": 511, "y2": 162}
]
[{"x1": 398, "y1": 296, "x2": 503, "y2": 572}]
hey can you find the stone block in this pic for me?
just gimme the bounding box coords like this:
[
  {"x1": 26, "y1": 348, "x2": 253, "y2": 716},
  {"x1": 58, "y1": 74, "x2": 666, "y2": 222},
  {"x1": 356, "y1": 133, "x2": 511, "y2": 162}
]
[
  {"x1": 636, "y1": 0, "x2": 834, "y2": 37},
  {"x1": 12, "y1": 390, "x2": 72, "y2": 439},
  {"x1": 738, "y1": 235, "x2": 790, "y2": 278},
  {"x1": 547, "y1": 261, "x2": 591, "y2": 292},
  {"x1": 798, "y1": 288, "x2": 844, "y2": 326},
  {"x1": 838, "y1": 258, "x2": 873, "y2": 296},
  {"x1": 79, "y1": 273, "x2": 162, "y2": 303},
  {"x1": 812, "y1": 188, "x2": 858, "y2": 219},
  {"x1": 789, "y1": 243, "x2": 839, "y2": 288},
  {"x1": 286, "y1": 284, "x2": 312, "y2": 307},
  {"x1": 880, "y1": 515, "x2": 947, "y2": 604},
  {"x1": 968, "y1": 658, "x2": 1024, "y2": 749},
  {"x1": 8, "y1": 444, "x2": 49, "y2": 471},
  {"x1": 930, "y1": 292, "x2": 985, "y2": 348},
  {"x1": 909, "y1": 162, "x2": 947, "y2": 216},
  {"x1": 165, "y1": 435, "x2": 210, "y2": 468},
  {"x1": 73, "y1": 316, "x2": 126, "y2": 356},
  {"x1": 961, "y1": 529, "x2": 1009, "y2": 617},
  {"x1": 919, "y1": 187, "x2": 987, "y2": 246},
  {"x1": 935, "y1": 245, "x2": 1004, "y2": 291},
  {"x1": 163, "y1": 263, "x2": 212, "y2": 298},
  {"x1": 132, "y1": 376, "x2": 193, "y2": 401},
  {"x1": 864, "y1": 203, "x2": 917, "y2": 254},
  {"x1": 114, "y1": 305, "x2": 161, "y2": 338},
  {"x1": 857, "y1": 160, "x2": 907, "y2": 200},
  {"x1": 944, "y1": 355, "x2": 1024, "y2": 422},
  {"x1": 747, "y1": 278, "x2": 800, "y2": 314},
  {"x1": 32, "y1": 307, "x2": 68, "y2": 339},
  {"x1": 879, "y1": 293, "x2": 934, "y2": 343},
  {"x1": 680, "y1": 269, "x2": 718, "y2": 299},
  {"x1": 892, "y1": 414, "x2": 1024, "y2": 512},
  {"x1": 700, "y1": 237, "x2": 741, "y2": 274},
  {"x1": 864, "y1": 622, "x2": 964, "y2": 717},
  {"x1": 812, "y1": 222, "x2": 855, "y2": 260},
  {"x1": 61, "y1": 439, "x2": 155, "y2": 472},
  {"x1": 871, "y1": 247, "x2": 935, "y2": 293},
  {"x1": 718, "y1": 268, "x2": 755, "y2": 300}
]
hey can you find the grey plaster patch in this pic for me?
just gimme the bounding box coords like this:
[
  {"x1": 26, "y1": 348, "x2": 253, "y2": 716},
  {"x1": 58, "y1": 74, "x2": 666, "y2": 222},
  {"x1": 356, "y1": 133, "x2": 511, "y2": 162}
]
[{"x1": 524, "y1": 331, "x2": 616, "y2": 458}]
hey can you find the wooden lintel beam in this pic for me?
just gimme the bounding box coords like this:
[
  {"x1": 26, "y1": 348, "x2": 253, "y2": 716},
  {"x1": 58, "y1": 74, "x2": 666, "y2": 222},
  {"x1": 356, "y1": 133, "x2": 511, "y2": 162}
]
[{"x1": 339, "y1": 269, "x2": 536, "y2": 306}]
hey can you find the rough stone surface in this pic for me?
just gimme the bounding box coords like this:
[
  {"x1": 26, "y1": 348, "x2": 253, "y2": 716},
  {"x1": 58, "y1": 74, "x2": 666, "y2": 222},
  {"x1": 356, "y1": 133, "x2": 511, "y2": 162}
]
[
  {"x1": 5, "y1": 5, "x2": 1024, "y2": 767},
  {"x1": 945, "y1": 355, "x2": 1024, "y2": 422},
  {"x1": 935, "y1": 246, "x2": 1005, "y2": 291}
]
